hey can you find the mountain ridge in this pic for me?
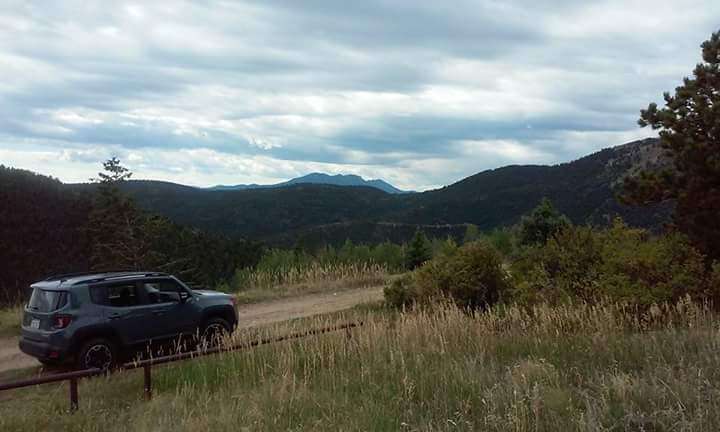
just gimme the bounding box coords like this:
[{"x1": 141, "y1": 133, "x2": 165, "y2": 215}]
[
  {"x1": 209, "y1": 172, "x2": 410, "y2": 194},
  {"x1": 111, "y1": 137, "x2": 671, "y2": 246},
  {"x1": 3, "y1": 137, "x2": 671, "y2": 249}
]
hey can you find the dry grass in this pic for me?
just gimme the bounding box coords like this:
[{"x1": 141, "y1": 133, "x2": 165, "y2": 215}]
[
  {"x1": 234, "y1": 262, "x2": 390, "y2": 303},
  {"x1": 3, "y1": 299, "x2": 720, "y2": 431}
]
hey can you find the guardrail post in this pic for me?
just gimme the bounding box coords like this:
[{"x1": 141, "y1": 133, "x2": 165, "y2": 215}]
[
  {"x1": 143, "y1": 364, "x2": 152, "y2": 400},
  {"x1": 69, "y1": 377, "x2": 78, "y2": 412}
]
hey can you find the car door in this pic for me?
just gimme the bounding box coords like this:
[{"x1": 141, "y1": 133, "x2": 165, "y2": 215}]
[
  {"x1": 91, "y1": 282, "x2": 166, "y2": 345},
  {"x1": 140, "y1": 278, "x2": 198, "y2": 339}
]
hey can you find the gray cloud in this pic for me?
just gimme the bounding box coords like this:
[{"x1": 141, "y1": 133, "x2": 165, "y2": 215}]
[{"x1": 0, "y1": 0, "x2": 718, "y2": 189}]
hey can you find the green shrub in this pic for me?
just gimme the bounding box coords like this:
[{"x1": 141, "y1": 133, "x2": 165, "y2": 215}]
[
  {"x1": 383, "y1": 274, "x2": 417, "y2": 308},
  {"x1": 518, "y1": 198, "x2": 571, "y2": 246},
  {"x1": 480, "y1": 227, "x2": 518, "y2": 257},
  {"x1": 511, "y1": 225, "x2": 602, "y2": 304},
  {"x1": 596, "y1": 224, "x2": 709, "y2": 305},
  {"x1": 512, "y1": 219, "x2": 713, "y2": 307},
  {"x1": 430, "y1": 236, "x2": 458, "y2": 259},
  {"x1": 386, "y1": 241, "x2": 510, "y2": 310}
]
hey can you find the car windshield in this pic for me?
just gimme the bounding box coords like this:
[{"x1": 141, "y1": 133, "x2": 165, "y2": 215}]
[{"x1": 28, "y1": 288, "x2": 68, "y2": 312}]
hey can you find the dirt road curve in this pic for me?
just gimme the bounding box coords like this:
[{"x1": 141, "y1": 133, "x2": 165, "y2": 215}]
[{"x1": 0, "y1": 286, "x2": 384, "y2": 374}]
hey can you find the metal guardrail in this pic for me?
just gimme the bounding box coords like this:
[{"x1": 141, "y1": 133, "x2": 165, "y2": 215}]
[
  {"x1": 0, "y1": 321, "x2": 362, "y2": 411},
  {"x1": 0, "y1": 368, "x2": 102, "y2": 411}
]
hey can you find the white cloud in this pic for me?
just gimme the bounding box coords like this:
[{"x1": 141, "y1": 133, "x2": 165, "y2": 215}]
[
  {"x1": 0, "y1": 0, "x2": 717, "y2": 189},
  {"x1": 455, "y1": 139, "x2": 554, "y2": 163}
]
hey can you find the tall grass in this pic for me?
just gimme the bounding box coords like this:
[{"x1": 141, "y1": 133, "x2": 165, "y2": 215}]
[
  {"x1": 233, "y1": 261, "x2": 389, "y2": 291},
  {"x1": 3, "y1": 298, "x2": 720, "y2": 431},
  {"x1": 227, "y1": 248, "x2": 393, "y2": 302}
]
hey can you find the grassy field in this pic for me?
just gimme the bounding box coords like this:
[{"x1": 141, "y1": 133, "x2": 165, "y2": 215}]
[{"x1": 2, "y1": 299, "x2": 720, "y2": 431}]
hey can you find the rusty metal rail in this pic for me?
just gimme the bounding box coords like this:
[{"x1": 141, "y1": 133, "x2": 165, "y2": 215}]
[
  {"x1": 0, "y1": 321, "x2": 362, "y2": 411},
  {"x1": 0, "y1": 368, "x2": 102, "y2": 411}
]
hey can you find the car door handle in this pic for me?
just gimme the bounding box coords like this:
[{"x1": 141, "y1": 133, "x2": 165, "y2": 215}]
[
  {"x1": 153, "y1": 309, "x2": 169, "y2": 316},
  {"x1": 108, "y1": 312, "x2": 125, "y2": 320}
]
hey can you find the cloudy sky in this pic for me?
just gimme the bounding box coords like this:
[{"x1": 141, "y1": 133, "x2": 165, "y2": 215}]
[{"x1": 0, "y1": 1, "x2": 717, "y2": 190}]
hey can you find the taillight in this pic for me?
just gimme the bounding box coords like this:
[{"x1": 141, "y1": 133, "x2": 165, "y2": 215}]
[
  {"x1": 230, "y1": 296, "x2": 237, "y2": 307},
  {"x1": 53, "y1": 315, "x2": 73, "y2": 329}
]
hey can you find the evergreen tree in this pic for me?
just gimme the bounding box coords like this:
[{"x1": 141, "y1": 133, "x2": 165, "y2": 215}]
[
  {"x1": 518, "y1": 198, "x2": 571, "y2": 246},
  {"x1": 405, "y1": 230, "x2": 432, "y2": 270},
  {"x1": 622, "y1": 31, "x2": 720, "y2": 259},
  {"x1": 87, "y1": 158, "x2": 148, "y2": 270}
]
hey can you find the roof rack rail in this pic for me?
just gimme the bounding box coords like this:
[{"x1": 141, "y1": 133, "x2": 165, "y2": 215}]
[
  {"x1": 42, "y1": 271, "x2": 107, "y2": 282},
  {"x1": 104, "y1": 271, "x2": 168, "y2": 279},
  {"x1": 81, "y1": 271, "x2": 170, "y2": 285},
  {"x1": 44, "y1": 270, "x2": 168, "y2": 283}
]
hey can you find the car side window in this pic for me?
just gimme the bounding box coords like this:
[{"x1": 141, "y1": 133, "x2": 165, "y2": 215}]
[
  {"x1": 90, "y1": 283, "x2": 140, "y2": 307},
  {"x1": 142, "y1": 279, "x2": 186, "y2": 304}
]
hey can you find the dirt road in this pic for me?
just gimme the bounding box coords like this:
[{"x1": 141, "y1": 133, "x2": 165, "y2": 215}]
[{"x1": 0, "y1": 286, "x2": 384, "y2": 374}]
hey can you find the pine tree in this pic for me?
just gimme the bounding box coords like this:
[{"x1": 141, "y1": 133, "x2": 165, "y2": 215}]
[
  {"x1": 622, "y1": 31, "x2": 720, "y2": 259},
  {"x1": 87, "y1": 158, "x2": 149, "y2": 270},
  {"x1": 405, "y1": 230, "x2": 432, "y2": 270}
]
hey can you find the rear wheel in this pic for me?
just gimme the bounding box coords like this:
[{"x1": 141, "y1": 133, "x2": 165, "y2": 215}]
[{"x1": 76, "y1": 338, "x2": 117, "y2": 371}]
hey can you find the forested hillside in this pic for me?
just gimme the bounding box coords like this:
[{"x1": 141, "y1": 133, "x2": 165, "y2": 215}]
[
  {"x1": 115, "y1": 138, "x2": 671, "y2": 246},
  {"x1": 0, "y1": 165, "x2": 261, "y2": 303},
  {"x1": 0, "y1": 166, "x2": 91, "y2": 302}
]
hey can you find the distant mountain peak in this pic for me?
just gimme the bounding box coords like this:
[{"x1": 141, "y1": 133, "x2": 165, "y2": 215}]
[{"x1": 209, "y1": 172, "x2": 410, "y2": 194}]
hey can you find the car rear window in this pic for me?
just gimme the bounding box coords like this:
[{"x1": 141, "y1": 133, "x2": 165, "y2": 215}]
[{"x1": 28, "y1": 288, "x2": 68, "y2": 312}]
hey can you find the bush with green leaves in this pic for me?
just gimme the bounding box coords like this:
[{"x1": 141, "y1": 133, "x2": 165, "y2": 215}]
[
  {"x1": 512, "y1": 219, "x2": 715, "y2": 307},
  {"x1": 386, "y1": 241, "x2": 510, "y2": 310},
  {"x1": 518, "y1": 198, "x2": 571, "y2": 246},
  {"x1": 383, "y1": 274, "x2": 417, "y2": 309},
  {"x1": 511, "y1": 224, "x2": 601, "y2": 305},
  {"x1": 480, "y1": 227, "x2": 517, "y2": 257}
]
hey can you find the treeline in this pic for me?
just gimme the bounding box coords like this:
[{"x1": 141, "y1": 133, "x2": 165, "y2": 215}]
[
  {"x1": 0, "y1": 162, "x2": 261, "y2": 304},
  {"x1": 386, "y1": 201, "x2": 720, "y2": 310}
]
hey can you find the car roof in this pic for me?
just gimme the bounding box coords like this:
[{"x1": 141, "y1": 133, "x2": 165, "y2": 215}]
[{"x1": 33, "y1": 271, "x2": 170, "y2": 290}]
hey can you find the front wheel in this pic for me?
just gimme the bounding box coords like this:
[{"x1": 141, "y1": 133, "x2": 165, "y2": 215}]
[
  {"x1": 76, "y1": 338, "x2": 117, "y2": 371},
  {"x1": 198, "y1": 318, "x2": 231, "y2": 349}
]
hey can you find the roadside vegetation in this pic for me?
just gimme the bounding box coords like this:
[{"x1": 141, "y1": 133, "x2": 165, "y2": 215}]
[
  {"x1": 4, "y1": 300, "x2": 720, "y2": 431},
  {"x1": 0, "y1": 306, "x2": 22, "y2": 338}
]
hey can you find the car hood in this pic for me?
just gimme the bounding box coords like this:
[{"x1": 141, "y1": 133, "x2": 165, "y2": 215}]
[{"x1": 193, "y1": 290, "x2": 230, "y2": 297}]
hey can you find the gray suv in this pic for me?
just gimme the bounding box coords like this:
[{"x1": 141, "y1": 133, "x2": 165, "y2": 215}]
[{"x1": 19, "y1": 271, "x2": 238, "y2": 370}]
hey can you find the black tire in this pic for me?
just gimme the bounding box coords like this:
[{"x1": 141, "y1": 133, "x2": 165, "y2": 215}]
[
  {"x1": 199, "y1": 317, "x2": 231, "y2": 348},
  {"x1": 76, "y1": 338, "x2": 117, "y2": 371}
]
